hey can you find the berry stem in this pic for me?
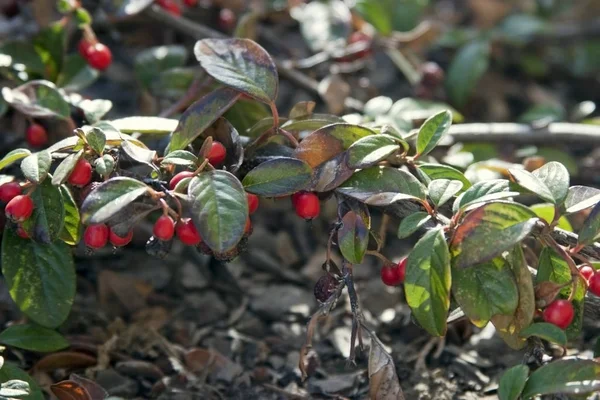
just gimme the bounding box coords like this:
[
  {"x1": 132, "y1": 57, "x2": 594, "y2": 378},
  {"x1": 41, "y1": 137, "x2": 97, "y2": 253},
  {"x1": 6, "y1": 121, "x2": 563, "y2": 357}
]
[{"x1": 365, "y1": 250, "x2": 393, "y2": 265}]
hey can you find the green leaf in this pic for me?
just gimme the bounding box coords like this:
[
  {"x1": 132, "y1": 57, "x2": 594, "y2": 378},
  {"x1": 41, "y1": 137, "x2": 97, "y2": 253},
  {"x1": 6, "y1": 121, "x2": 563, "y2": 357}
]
[
  {"x1": 2, "y1": 80, "x2": 70, "y2": 119},
  {"x1": 521, "y1": 359, "x2": 600, "y2": 398},
  {"x1": 56, "y1": 54, "x2": 98, "y2": 91},
  {"x1": 134, "y1": 45, "x2": 188, "y2": 90},
  {"x1": 189, "y1": 170, "x2": 248, "y2": 253},
  {"x1": 578, "y1": 201, "x2": 600, "y2": 245},
  {"x1": 533, "y1": 161, "x2": 570, "y2": 204},
  {"x1": 428, "y1": 179, "x2": 463, "y2": 207},
  {"x1": 416, "y1": 110, "x2": 452, "y2": 157},
  {"x1": 397, "y1": 211, "x2": 431, "y2": 239},
  {"x1": 498, "y1": 365, "x2": 529, "y2": 400},
  {"x1": 194, "y1": 38, "x2": 278, "y2": 104},
  {"x1": 77, "y1": 99, "x2": 112, "y2": 124},
  {"x1": 169, "y1": 87, "x2": 241, "y2": 152},
  {"x1": 21, "y1": 178, "x2": 65, "y2": 244},
  {"x1": 0, "y1": 149, "x2": 31, "y2": 171},
  {"x1": 110, "y1": 116, "x2": 178, "y2": 135},
  {"x1": 85, "y1": 127, "x2": 106, "y2": 155},
  {"x1": 453, "y1": 179, "x2": 518, "y2": 212},
  {"x1": 405, "y1": 228, "x2": 451, "y2": 336},
  {"x1": 450, "y1": 202, "x2": 538, "y2": 268},
  {"x1": 565, "y1": 185, "x2": 600, "y2": 214},
  {"x1": 2, "y1": 228, "x2": 75, "y2": 328},
  {"x1": 0, "y1": 324, "x2": 69, "y2": 352},
  {"x1": 417, "y1": 163, "x2": 471, "y2": 190},
  {"x1": 242, "y1": 157, "x2": 312, "y2": 196},
  {"x1": 58, "y1": 186, "x2": 80, "y2": 246},
  {"x1": 346, "y1": 134, "x2": 400, "y2": 169},
  {"x1": 451, "y1": 258, "x2": 518, "y2": 328},
  {"x1": 51, "y1": 150, "x2": 83, "y2": 186},
  {"x1": 354, "y1": 0, "x2": 392, "y2": 36},
  {"x1": 20, "y1": 150, "x2": 51, "y2": 184},
  {"x1": 508, "y1": 168, "x2": 554, "y2": 203},
  {"x1": 337, "y1": 166, "x2": 426, "y2": 205},
  {"x1": 338, "y1": 211, "x2": 368, "y2": 264},
  {"x1": 445, "y1": 40, "x2": 490, "y2": 107},
  {"x1": 161, "y1": 150, "x2": 198, "y2": 167},
  {"x1": 33, "y1": 22, "x2": 66, "y2": 81},
  {"x1": 223, "y1": 99, "x2": 270, "y2": 134},
  {"x1": 81, "y1": 177, "x2": 150, "y2": 224},
  {"x1": 74, "y1": 7, "x2": 92, "y2": 25},
  {"x1": 519, "y1": 322, "x2": 567, "y2": 346},
  {"x1": 0, "y1": 363, "x2": 44, "y2": 400},
  {"x1": 0, "y1": 41, "x2": 46, "y2": 76},
  {"x1": 530, "y1": 203, "x2": 573, "y2": 232}
]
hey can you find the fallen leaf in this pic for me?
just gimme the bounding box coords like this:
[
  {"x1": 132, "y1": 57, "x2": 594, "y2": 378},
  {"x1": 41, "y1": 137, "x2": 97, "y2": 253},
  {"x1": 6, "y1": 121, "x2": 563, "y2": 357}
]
[
  {"x1": 34, "y1": 352, "x2": 97, "y2": 371},
  {"x1": 368, "y1": 334, "x2": 404, "y2": 399}
]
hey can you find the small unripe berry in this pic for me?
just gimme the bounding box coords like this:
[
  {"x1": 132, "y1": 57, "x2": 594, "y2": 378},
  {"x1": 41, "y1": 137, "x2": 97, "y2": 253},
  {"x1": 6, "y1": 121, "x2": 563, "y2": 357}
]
[
  {"x1": 207, "y1": 141, "x2": 227, "y2": 166},
  {"x1": 588, "y1": 272, "x2": 600, "y2": 297},
  {"x1": 218, "y1": 8, "x2": 236, "y2": 31},
  {"x1": 153, "y1": 215, "x2": 175, "y2": 241},
  {"x1": 0, "y1": 182, "x2": 21, "y2": 203},
  {"x1": 294, "y1": 192, "x2": 320, "y2": 220},
  {"x1": 86, "y1": 43, "x2": 112, "y2": 71},
  {"x1": 26, "y1": 124, "x2": 48, "y2": 147},
  {"x1": 84, "y1": 224, "x2": 109, "y2": 249},
  {"x1": 169, "y1": 171, "x2": 195, "y2": 190},
  {"x1": 68, "y1": 158, "x2": 93, "y2": 186},
  {"x1": 247, "y1": 193, "x2": 259, "y2": 214},
  {"x1": 16, "y1": 225, "x2": 29, "y2": 239},
  {"x1": 580, "y1": 265, "x2": 595, "y2": 282},
  {"x1": 157, "y1": 0, "x2": 181, "y2": 16},
  {"x1": 542, "y1": 299, "x2": 574, "y2": 329},
  {"x1": 109, "y1": 229, "x2": 133, "y2": 247},
  {"x1": 176, "y1": 218, "x2": 201, "y2": 245},
  {"x1": 5, "y1": 195, "x2": 34, "y2": 222}
]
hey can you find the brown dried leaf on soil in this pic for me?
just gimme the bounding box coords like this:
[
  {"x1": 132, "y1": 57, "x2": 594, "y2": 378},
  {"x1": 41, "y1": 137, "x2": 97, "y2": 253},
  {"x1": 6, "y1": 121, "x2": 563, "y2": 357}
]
[{"x1": 368, "y1": 334, "x2": 404, "y2": 400}]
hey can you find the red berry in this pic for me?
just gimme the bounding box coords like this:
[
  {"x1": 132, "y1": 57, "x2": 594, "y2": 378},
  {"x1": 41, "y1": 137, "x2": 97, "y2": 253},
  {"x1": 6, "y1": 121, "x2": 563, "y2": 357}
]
[
  {"x1": 247, "y1": 193, "x2": 259, "y2": 214},
  {"x1": 176, "y1": 218, "x2": 201, "y2": 245},
  {"x1": 16, "y1": 225, "x2": 29, "y2": 239},
  {"x1": 157, "y1": 0, "x2": 181, "y2": 16},
  {"x1": 338, "y1": 31, "x2": 372, "y2": 62},
  {"x1": 78, "y1": 39, "x2": 92, "y2": 58},
  {"x1": 396, "y1": 258, "x2": 407, "y2": 283},
  {"x1": 218, "y1": 8, "x2": 236, "y2": 31},
  {"x1": 294, "y1": 192, "x2": 320, "y2": 220},
  {"x1": 109, "y1": 229, "x2": 133, "y2": 247},
  {"x1": 420, "y1": 62, "x2": 445, "y2": 88},
  {"x1": 183, "y1": 0, "x2": 197, "y2": 6},
  {"x1": 291, "y1": 192, "x2": 302, "y2": 207},
  {"x1": 84, "y1": 224, "x2": 109, "y2": 249},
  {"x1": 68, "y1": 158, "x2": 92, "y2": 186},
  {"x1": 86, "y1": 43, "x2": 112, "y2": 71},
  {"x1": 153, "y1": 215, "x2": 175, "y2": 241},
  {"x1": 543, "y1": 299, "x2": 574, "y2": 330},
  {"x1": 207, "y1": 141, "x2": 227, "y2": 166},
  {"x1": 169, "y1": 171, "x2": 195, "y2": 190},
  {"x1": 580, "y1": 265, "x2": 595, "y2": 282},
  {"x1": 0, "y1": 182, "x2": 21, "y2": 203},
  {"x1": 5, "y1": 195, "x2": 33, "y2": 222},
  {"x1": 381, "y1": 265, "x2": 401, "y2": 286},
  {"x1": 26, "y1": 123, "x2": 48, "y2": 147},
  {"x1": 589, "y1": 272, "x2": 600, "y2": 297}
]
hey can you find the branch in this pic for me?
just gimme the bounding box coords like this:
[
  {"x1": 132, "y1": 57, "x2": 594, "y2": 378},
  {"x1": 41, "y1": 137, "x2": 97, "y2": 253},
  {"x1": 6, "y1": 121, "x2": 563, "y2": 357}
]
[{"x1": 551, "y1": 226, "x2": 600, "y2": 260}]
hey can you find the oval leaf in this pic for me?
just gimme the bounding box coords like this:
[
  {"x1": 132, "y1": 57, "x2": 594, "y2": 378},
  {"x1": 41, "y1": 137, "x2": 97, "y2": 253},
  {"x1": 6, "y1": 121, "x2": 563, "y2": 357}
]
[
  {"x1": 59, "y1": 186, "x2": 81, "y2": 246},
  {"x1": 52, "y1": 151, "x2": 83, "y2": 186},
  {"x1": 21, "y1": 178, "x2": 65, "y2": 244},
  {"x1": 416, "y1": 110, "x2": 452, "y2": 157},
  {"x1": 161, "y1": 150, "x2": 198, "y2": 167},
  {"x1": 194, "y1": 38, "x2": 278, "y2": 104},
  {"x1": 21, "y1": 150, "x2": 51, "y2": 184},
  {"x1": 397, "y1": 211, "x2": 431, "y2": 239},
  {"x1": 347, "y1": 134, "x2": 400, "y2": 169},
  {"x1": 453, "y1": 179, "x2": 516, "y2": 212},
  {"x1": 451, "y1": 202, "x2": 538, "y2": 268},
  {"x1": 242, "y1": 157, "x2": 312, "y2": 196},
  {"x1": 0, "y1": 149, "x2": 31, "y2": 171},
  {"x1": 532, "y1": 161, "x2": 569, "y2": 205},
  {"x1": 446, "y1": 40, "x2": 490, "y2": 107},
  {"x1": 86, "y1": 127, "x2": 106, "y2": 154},
  {"x1": 405, "y1": 228, "x2": 451, "y2": 336},
  {"x1": 189, "y1": 170, "x2": 247, "y2": 253},
  {"x1": 428, "y1": 179, "x2": 463, "y2": 207},
  {"x1": 417, "y1": 163, "x2": 471, "y2": 190},
  {"x1": 508, "y1": 168, "x2": 554, "y2": 203},
  {"x1": 81, "y1": 177, "x2": 150, "y2": 224},
  {"x1": 564, "y1": 185, "x2": 600, "y2": 214},
  {"x1": 519, "y1": 322, "x2": 567, "y2": 346},
  {"x1": 0, "y1": 324, "x2": 69, "y2": 352},
  {"x1": 521, "y1": 359, "x2": 600, "y2": 398},
  {"x1": 111, "y1": 116, "x2": 178, "y2": 135},
  {"x1": 2, "y1": 228, "x2": 75, "y2": 328},
  {"x1": 578, "y1": 201, "x2": 600, "y2": 245},
  {"x1": 338, "y1": 211, "x2": 368, "y2": 264},
  {"x1": 2, "y1": 80, "x2": 70, "y2": 119},
  {"x1": 498, "y1": 365, "x2": 529, "y2": 400}
]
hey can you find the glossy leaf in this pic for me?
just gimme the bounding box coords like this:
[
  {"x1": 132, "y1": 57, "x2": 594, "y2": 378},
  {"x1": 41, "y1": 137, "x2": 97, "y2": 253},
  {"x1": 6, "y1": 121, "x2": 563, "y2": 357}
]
[
  {"x1": 86, "y1": 127, "x2": 106, "y2": 155},
  {"x1": 521, "y1": 359, "x2": 600, "y2": 398},
  {"x1": 346, "y1": 134, "x2": 400, "y2": 169},
  {"x1": 189, "y1": 170, "x2": 247, "y2": 253},
  {"x1": 519, "y1": 322, "x2": 567, "y2": 346},
  {"x1": 508, "y1": 168, "x2": 554, "y2": 203},
  {"x1": 532, "y1": 162, "x2": 569, "y2": 204},
  {"x1": 416, "y1": 110, "x2": 452, "y2": 157},
  {"x1": 564, "y1": 185, "x2": 600, "y2": 214},
  {"x1": 498, "y1": 365, "x2": 529, "y2": 400},
  {"x1": 308, "y1": 152, "x2": 354, "y2": 192},
  {"x1": 110, "y1": 116, "x2": 178, "y2": 135},
  {"x1": 451, "y1": 202, "x2": 538, "y2": 268},
  {"x1": 81, "y1": 177, "x2": 150, "y2": 224},
  {"x1": 397, "y1": 211, "x2": 431, "y2": 239},
  {"x1": 446, "y1": 40, "x2": 490, "y2": 107},
  {"x1": 21, "y1": 178, "x2": 65, "y2": 244},
  {"x1": 0, "y1": 363, "x2": 44, "y2": 400},
  {"x1": 338, "y1": 211, "x2": 368, "y2": 264},
  {"x1": 56, "y1": 55, "x2": 98, "y2": 91},
  {"x1": 161, "y1": 150, "x2": 198, "y2": 167},
  {"x1": 169, "y1": 87, "x2": 241, "y2": 152},
  {"x1": 93, "y1": 155, "x2": 114, "y2": 178},
  {"x1": 453, "y1": 179, "x2": 517, "y2": 212},
  {"x1": 0, "y1": 41, "x2": 46, "y2": 76},
  {"x1": 134, "y1": 45, "x2": 188, "y2": 89},
  {"x1": 52, "y1": 151, "x2": 83, "y2": 186},
  {"x1": 2, "y1": 80, "x2": 70, "y2": 119},
  {"x1": 77, "y1": 99, "x2": 112, "y2": 124},
  {"x1": 0, "y1": 149, "x2": 31, "y2": 171},
  {"x1": 20, "y1": 150, "x2": 51, "y2": 184},
  {"x1": 0, "y1": 324, "x2": 69, "y2": 352},
  {"x1": 578, "y1": 201, "x2": 600, "y2": 245},
  {"x1": 417, "y1": 163, "x2": 471, "y2": 190},
  {"x1": 243, "y1": 157, "x2": 312, "y2": 196},
  {"x1": 194, "y1": 38, "x2": 278, "y2": 104},
  {"x1": 428, "y1": 179, "x2": 463, "y2": 207},
  {"x1": 51, "y1": 374, "x2": 108, "y2": 400},
  {"x1": 530, "y1": 203, "x2": 573, "y2": 232},
  {"x1": 2, "y1": 228, "x2": 75, "y2": 328},
  {"x1": 452, "y1": 259, "x2": 518, "y2": 327},
  {"x1": 337, "y1": 166, "x2": 426, "y2": 205},
  {"x1": 59, "y1": 186, "x2": 81, "y2": 246}
]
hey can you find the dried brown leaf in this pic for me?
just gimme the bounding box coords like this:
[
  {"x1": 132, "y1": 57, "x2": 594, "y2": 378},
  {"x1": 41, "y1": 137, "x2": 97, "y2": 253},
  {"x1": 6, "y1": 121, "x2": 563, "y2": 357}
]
[
  {"x1": 368, "y1": 335, "x2": 404, "y2": 400},
  {"x1": 34, "y1": 352, "x2": 97, "y2": 371}
]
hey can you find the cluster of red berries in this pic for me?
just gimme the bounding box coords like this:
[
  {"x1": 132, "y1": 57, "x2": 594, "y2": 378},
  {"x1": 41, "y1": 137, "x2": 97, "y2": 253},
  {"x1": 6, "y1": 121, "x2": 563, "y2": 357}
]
[
  {"x1": 380, "y1": 258, "x2": 407, "y2": 287},
  {"x1": 78, "y1": 39, "x2": 112, "y2": 71},
  {"x1": 25, "y1": 123, "x2": 48, "y2": 148},
  {"x1": 0, "y1": 182, "x2": 33, "y2": 238}
]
